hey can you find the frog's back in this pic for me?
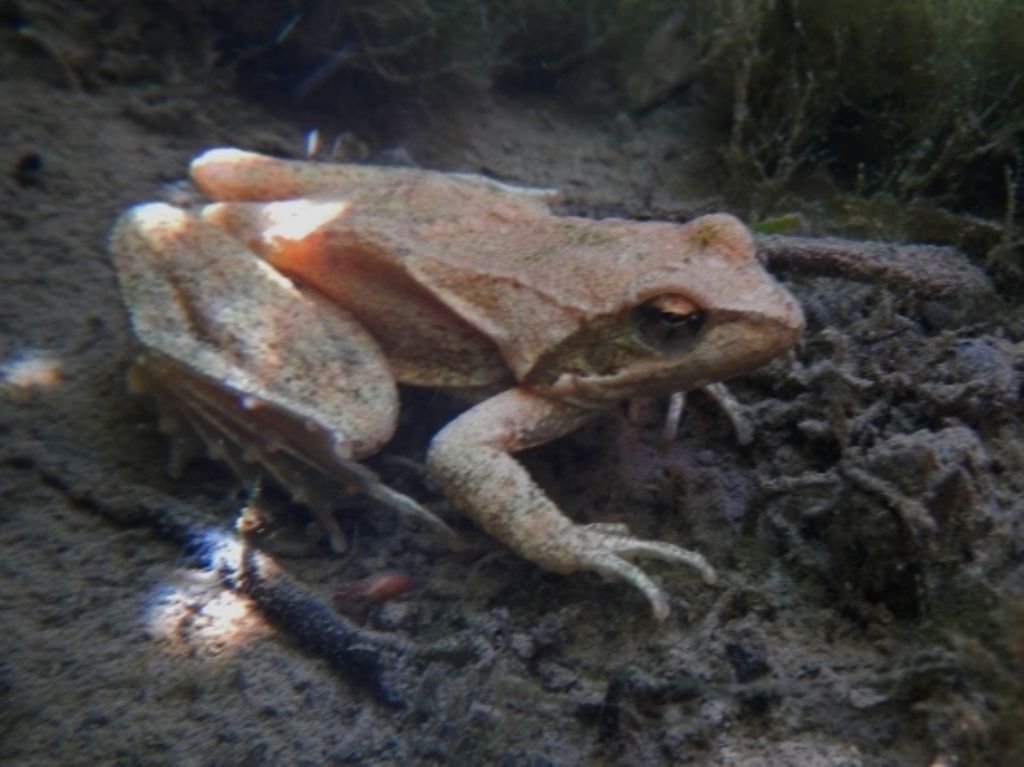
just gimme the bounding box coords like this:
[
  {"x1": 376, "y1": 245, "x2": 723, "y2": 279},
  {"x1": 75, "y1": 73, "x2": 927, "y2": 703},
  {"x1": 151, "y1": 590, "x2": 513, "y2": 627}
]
[
  {"x1": 196, "y1": 187, "x2": 514, "y2": 390},
  {"x1": 192, "y1": 149, "x2": 596, "y2": 389}
]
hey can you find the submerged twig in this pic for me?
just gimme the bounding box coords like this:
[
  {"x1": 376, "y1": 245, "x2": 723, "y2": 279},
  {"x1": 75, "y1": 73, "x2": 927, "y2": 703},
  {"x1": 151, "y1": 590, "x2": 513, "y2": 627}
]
[{"x1": 8, "y1": 445, "x2": 413, "y2": 707}]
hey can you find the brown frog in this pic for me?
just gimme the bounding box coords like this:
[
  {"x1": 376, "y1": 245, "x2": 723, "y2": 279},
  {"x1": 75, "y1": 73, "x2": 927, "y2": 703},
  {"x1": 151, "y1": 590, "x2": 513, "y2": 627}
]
[{"x1": 111, "y1": 148, "x2": 803, "y2": 619}]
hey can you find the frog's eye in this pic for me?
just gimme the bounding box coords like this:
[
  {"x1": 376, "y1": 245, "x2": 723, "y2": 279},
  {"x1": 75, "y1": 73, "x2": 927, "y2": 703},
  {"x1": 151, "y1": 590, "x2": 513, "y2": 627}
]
[{"x1": 631, "y1": 295, "x2": 705, "y2": 353}]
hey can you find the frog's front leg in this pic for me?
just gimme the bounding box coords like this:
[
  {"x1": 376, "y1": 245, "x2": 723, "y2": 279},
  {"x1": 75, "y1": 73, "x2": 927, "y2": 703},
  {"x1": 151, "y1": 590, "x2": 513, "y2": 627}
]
[{"x1": 427, "y1": 388, "x2": 717, "y2": 619}]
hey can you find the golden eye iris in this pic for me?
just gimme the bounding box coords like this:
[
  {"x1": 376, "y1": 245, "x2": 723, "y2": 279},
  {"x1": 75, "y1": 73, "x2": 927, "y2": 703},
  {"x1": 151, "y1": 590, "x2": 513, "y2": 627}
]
[{"x1": 631, "y1": 295, "x2": 705, "y2": 353}]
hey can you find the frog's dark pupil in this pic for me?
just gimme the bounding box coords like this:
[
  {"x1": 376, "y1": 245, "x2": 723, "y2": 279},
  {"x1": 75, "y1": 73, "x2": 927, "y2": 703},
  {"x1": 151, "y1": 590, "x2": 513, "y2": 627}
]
[{"x1": 632, "y1": 302, "x2": 705, "y2": 352}]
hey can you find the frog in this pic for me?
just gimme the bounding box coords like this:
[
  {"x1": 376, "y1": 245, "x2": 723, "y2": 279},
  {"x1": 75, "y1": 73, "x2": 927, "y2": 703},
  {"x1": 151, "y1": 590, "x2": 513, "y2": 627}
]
[{"x1": 111, "y1": 147, "x2": 804, "y2": 619}]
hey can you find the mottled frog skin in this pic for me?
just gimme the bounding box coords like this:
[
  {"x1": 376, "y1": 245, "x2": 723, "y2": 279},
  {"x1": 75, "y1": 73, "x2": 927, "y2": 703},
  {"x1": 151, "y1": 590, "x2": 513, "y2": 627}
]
[{"x1": 111, "y1": 148, "x2": 803, "y2": 618}]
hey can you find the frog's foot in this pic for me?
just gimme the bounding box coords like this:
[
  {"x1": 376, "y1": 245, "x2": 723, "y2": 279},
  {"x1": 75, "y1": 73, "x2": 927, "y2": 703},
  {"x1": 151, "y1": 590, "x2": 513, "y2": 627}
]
[
  {"x1": 363, "y1": 483, "x2": 462, "y2": 549},
  {"x1": 129, "y1": 353, "x2": 458, "y2": 553},
  {"x1": 544, "y1": 522, "x2": 717, "y2": 620}
]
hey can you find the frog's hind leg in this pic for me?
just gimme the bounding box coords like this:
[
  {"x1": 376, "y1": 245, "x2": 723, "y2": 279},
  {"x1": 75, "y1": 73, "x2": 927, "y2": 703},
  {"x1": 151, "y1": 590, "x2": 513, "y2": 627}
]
[
  {"x1": 189, "y1": 148, "x2": 414, "y2": 202},
  {"x1": 190, "y1": 147, "x2": 560, "y2": 210},
  {"x1": 112, "y1": 203, "x2": 456, "y2": 549}
]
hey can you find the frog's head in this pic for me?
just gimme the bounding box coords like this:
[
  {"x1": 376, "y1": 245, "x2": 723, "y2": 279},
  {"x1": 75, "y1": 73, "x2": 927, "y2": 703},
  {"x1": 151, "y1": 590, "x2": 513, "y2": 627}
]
[{"x1": 524, "y1": 214, "x2": 803, "y2": 406}]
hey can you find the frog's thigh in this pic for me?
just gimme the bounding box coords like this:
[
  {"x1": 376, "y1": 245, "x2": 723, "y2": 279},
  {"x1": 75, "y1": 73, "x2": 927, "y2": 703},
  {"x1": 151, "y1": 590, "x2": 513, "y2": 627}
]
[{"x1": 112, "y1": 202, "x2": 399, "y2": 473}]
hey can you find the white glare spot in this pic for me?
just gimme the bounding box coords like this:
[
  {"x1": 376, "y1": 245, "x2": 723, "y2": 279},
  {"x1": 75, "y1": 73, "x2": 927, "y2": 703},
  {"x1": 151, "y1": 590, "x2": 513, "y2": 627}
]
[
  {"x1": 262, "y1": 199, "x2": 349, "y2": 244},
  {"x1": 193, "y1": 147, "x2": 261, "y2": 168},
  {"x1": 145, "y1": 532, "x2": 263, "y2": 657},
  {"x1": 207, "y1": 530, "x2": 245, "y2": 572},
  {"x1": 306, "y1": 129, "x2": 321, "y2": 158},
  {"x1": 132, "y1": 202, "x2": 190, "y2": 234},
  {"x1": 1, "y1": 349, "x2": 63, "y2": 390}
]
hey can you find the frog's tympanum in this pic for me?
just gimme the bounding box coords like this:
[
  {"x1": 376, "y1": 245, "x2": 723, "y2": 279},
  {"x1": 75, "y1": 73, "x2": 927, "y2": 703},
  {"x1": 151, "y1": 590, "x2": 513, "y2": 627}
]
[{"x1": 111, "y1": 149, "x2": 803, "y2": 618}]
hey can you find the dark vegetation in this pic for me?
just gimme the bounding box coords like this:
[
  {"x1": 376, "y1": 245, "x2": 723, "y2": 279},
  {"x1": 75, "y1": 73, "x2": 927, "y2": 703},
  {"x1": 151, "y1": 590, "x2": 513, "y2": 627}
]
[{"x1": 6, "y1": 0, "x2": 1021, "y2": 291}]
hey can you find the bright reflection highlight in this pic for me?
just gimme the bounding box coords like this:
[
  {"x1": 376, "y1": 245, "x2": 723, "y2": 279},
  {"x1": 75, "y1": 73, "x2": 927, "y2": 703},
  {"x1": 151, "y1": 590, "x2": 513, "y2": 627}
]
[
  {"x1": 1, "y1": 349, "x2": 63, "y2": 391},
  {"x1": 261, "y1": 199, "x2": 349, "y2": 243},
  {"x1": 132, "y1": 202, "x2": 190, "y2": 234},
  {"x1": 145, "y1": 530, "x2": 266, "y2": 658}
]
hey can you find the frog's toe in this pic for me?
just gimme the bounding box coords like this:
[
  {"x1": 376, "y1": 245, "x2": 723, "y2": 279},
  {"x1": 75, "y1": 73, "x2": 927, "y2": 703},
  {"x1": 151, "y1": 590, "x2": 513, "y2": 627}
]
[
  {"x1": 600, "y1": 532, "x2": 717, "y2": 585},
  {"x1": 364, "y1": 483, "x2": 461, "y2": 547},
  {"x1": 569, "y1": 525, "x2": 717, "y2": 620},
  {"x1": 586, "y1": 552, "x2": 674, "y2": 621}
]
